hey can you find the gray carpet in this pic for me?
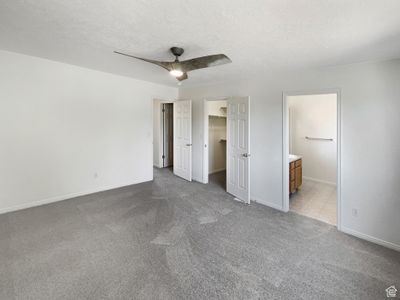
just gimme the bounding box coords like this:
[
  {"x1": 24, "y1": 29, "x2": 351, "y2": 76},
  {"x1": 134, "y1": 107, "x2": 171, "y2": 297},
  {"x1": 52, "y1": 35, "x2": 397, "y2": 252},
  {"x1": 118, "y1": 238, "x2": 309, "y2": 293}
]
[{"x1": 0, "y1": 168, "x2": 399, "y2": 300}]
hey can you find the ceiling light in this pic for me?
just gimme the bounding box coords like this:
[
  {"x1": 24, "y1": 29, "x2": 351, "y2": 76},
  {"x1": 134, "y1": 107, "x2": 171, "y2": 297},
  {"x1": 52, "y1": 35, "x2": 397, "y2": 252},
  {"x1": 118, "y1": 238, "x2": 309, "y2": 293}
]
[{"x1": 170, "y1": 69, "x2": 183, "y2": 77}]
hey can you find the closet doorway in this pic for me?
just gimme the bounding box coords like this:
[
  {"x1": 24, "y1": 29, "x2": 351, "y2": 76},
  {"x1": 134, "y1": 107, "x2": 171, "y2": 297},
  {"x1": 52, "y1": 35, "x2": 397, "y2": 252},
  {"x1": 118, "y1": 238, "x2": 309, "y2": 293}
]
[
  {"x1": 202, "y1": 97, "x2": 251, "y2": 203},
  {"x1": 206, "y1": 100, "x2": 228, "y2": 189}
]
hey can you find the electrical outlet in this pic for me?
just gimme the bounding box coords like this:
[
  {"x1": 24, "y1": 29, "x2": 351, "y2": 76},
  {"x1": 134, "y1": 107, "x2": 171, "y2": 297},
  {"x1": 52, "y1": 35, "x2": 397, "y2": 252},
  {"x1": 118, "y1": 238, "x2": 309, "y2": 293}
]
[{"x1": 352, "y1": 208, "x2": 358, "y2": 217}]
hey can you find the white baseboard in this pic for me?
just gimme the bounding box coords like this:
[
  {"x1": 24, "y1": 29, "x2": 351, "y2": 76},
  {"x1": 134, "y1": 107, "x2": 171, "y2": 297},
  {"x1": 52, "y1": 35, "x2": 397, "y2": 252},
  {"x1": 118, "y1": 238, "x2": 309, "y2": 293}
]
[
  {"x1": 252, "y1": 196, "x2": 399, "y2": 252},
  {"x1": 209, "y1": 168, "x2": 226, "y2": 175},
  {"x1": 341, "y1": 226, "x2": 400, "y2": 252},
  {"x1": 0, "y1": 178, "x2": 152, "y2": 215},
  {"x1": 303, "y1": 176, "x2": 336, "y2": 186},
  {"x1": 251, "y1": 196, "x2": 285, "y2": 212}
]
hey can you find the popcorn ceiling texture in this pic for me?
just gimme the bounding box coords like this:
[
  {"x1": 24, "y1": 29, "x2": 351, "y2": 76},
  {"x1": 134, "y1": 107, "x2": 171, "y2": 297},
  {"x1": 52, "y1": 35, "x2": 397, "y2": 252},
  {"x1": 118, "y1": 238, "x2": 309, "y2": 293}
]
[{"x1": 1, "y1": 0, "x2": 400, "y2": 86}]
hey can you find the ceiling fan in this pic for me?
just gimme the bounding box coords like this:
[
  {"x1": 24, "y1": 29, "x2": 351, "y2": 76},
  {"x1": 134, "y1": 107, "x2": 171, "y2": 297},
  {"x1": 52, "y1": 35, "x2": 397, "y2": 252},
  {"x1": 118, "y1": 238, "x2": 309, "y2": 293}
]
[{"x1": 114, "y1": 47, "x2": 231, "y2": 81}]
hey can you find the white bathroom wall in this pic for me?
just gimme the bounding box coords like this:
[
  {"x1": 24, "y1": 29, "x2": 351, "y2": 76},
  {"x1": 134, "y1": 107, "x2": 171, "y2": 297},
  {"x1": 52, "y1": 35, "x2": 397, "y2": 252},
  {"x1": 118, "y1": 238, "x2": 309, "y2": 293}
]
[
  {"x1": 288, "y1": 94, "x2": 337, "y2": 184},
  {"x1": 180, "y1": 58, "x2": 400, "y2": 251},
  {"x1": 0, "y1": 50, "x2": 178, "y2": 213}
]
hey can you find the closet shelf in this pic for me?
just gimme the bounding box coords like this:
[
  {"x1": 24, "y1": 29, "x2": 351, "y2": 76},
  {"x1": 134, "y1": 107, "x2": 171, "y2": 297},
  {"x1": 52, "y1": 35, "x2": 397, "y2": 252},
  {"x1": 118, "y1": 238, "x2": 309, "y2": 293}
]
[{"x1": 209, "y1": 115, "x2": 226, "y2": 118}]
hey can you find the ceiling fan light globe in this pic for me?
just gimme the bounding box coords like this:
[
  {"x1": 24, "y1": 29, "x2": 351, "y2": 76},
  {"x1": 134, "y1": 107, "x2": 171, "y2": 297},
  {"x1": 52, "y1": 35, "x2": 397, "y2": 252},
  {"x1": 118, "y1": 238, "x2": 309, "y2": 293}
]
[{"x1": 170, "y1": 69, "x2": 184, "y2": 77}]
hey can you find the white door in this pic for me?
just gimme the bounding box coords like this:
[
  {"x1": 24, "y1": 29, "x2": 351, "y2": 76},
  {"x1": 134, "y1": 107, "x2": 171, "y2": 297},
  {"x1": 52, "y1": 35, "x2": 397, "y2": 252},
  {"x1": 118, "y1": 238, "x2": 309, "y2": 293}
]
[
  {"x1": 227, "y1": 97, "x2": 250, "y2": 203},
  {"x1": 173, "y1": 100, "x2": 192, "y2": 181}
]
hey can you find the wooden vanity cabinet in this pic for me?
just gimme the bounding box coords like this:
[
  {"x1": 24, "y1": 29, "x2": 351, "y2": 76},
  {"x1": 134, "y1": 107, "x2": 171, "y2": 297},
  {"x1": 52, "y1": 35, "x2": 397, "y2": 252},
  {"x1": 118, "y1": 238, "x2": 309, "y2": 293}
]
[{"x1": 289, "y1": 158, "x2": 302, "y2": 193}]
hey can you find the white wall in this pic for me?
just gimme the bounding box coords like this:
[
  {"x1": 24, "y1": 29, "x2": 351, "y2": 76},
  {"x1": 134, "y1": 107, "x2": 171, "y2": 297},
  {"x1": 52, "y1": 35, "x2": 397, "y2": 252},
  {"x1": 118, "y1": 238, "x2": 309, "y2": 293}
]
[
  {"x1": 208, "y1": 100, "x2": 227, "y2": 174},
  {"x1": 0, "y1": 50, "x2": 178, "y2": 213},
  {"x1": 288, "y1": 94, "x2": 337, "y2": 184},
  {"x1": 179, "y1": 59, "x2": 400, "y2": 250}
]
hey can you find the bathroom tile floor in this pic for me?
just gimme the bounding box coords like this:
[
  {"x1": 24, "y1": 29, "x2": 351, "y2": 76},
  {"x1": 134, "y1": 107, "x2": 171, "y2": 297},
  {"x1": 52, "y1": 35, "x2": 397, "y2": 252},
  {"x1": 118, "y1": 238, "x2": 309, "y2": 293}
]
[{"x1": 290, "y1": 179, "x2": 337, "y2": 225}]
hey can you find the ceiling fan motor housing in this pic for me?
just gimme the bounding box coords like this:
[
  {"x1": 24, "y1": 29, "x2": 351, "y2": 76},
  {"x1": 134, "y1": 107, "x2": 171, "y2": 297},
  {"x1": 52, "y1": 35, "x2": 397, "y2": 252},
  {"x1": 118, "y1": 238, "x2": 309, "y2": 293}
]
[{"x1": 170, "y1": 47, "x2": 184, "y2": 58}]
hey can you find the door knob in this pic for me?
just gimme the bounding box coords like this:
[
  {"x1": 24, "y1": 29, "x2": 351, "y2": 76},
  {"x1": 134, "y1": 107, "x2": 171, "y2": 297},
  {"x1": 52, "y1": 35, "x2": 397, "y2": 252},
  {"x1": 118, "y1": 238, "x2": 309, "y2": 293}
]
[{"x1": 242, "y1": 153, "x2": 251, "y2": 158}]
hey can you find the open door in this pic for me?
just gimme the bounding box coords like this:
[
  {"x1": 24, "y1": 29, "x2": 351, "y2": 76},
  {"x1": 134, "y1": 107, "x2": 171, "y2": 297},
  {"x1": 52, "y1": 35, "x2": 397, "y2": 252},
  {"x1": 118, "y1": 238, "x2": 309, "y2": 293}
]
[
  {"x1": 173, "y1": 100, "x2": 192, "y2": 181},
  {"x1": 227, "y1": 97, "x2": 250, "y2": 203}
]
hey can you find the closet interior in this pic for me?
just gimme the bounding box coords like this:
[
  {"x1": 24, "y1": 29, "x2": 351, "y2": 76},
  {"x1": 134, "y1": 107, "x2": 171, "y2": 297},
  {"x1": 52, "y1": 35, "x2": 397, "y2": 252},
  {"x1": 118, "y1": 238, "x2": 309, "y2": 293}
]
[{"x1": 207, "y1": 100, "x2": 227, "y2": 188}]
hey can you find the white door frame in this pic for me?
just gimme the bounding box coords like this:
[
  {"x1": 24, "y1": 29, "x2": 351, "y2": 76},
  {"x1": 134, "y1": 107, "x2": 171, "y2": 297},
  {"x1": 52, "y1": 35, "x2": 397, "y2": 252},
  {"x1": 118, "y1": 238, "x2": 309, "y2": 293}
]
[
  {"x1": 202, "y1": 99, "x2": 209, "y2": 183},
  {"x1": 282, "y1": 89, "x2": 342, "y2": 230}
]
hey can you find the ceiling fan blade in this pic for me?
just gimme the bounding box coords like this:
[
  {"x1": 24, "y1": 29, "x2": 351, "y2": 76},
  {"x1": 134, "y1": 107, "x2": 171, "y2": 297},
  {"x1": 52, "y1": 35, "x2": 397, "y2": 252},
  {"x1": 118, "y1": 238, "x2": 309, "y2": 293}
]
[
  {"x1": 178, "y1": 54, "x2": 231, "y2": 72},
  {"x1": 114, "y1": 51, "x2": 173, "y2": 71},
  {"x1": 176, "y1": 72, "x2": 188, "y2": 81}
]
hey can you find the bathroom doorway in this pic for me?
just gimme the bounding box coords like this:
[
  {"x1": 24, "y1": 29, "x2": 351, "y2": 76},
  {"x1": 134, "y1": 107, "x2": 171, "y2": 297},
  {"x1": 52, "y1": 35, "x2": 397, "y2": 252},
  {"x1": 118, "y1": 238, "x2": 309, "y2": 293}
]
[{"x1": 283, "y1": 91, "x2": 341, "y2": 227}]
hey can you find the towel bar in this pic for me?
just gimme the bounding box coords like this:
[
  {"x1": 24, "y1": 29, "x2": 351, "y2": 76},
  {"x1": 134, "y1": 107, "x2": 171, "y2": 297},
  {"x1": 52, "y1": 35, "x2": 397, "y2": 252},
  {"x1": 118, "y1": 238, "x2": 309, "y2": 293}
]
[{"x1": 305, "y1": 136, "x2": 333, "y2": 141}]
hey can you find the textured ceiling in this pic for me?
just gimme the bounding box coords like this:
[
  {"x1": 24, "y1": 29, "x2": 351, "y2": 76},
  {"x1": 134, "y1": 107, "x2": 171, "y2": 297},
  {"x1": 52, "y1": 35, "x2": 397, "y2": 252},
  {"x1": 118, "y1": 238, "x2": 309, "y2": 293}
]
[{"x1": 1, "y1": 0, "x2": 400, "y2": 87}]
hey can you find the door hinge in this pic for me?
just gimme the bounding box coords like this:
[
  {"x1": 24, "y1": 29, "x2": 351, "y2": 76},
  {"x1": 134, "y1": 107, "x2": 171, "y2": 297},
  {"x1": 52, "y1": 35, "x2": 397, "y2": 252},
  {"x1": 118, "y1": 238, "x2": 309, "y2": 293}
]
[
  {"x1": 162, "y1": 155, "x2": 165, "y2": 159},
  {"x1": 162, "y1": 108, "x2": 165, "y2": 112}
]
